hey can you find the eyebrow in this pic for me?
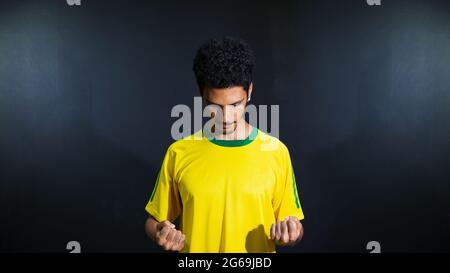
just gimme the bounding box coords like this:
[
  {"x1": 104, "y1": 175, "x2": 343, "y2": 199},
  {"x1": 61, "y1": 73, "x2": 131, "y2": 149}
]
[{"x1": 204, "y1": 98, "x2": 245, "y2": 107}]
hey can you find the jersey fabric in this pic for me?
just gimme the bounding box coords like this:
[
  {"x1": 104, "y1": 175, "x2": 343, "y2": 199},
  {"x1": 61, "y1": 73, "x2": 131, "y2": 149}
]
[{"x1": 145, "y1": 127, "x2": 304, "y2": 253}]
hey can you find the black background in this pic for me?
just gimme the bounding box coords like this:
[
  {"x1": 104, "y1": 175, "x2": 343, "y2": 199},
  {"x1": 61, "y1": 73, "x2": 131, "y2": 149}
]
[{"x1": 1, "y1": 0, "x2": 449, "y2": 252}]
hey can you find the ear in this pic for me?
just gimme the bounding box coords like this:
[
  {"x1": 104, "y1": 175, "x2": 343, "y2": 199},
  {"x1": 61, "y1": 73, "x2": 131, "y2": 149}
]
[{"x1": 247, "y1": 82, "x2": 253, "y2": 101}]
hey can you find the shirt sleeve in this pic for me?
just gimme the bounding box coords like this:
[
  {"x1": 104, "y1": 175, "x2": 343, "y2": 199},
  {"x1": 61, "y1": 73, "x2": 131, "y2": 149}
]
[
  {"x1": 145, "y1": 146, "x2": 182, "y2": 222},
  {"x1": 273, "y1": 145, "x2": 305, "y2": 221}
]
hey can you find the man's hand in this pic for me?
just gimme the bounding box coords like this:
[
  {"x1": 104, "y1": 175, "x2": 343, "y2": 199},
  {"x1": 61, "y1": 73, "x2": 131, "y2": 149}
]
[
  {"x1": 155, "y1": 220, "x2": 186, "y2": 251},
  {"x1": 270, "y1": 216, "x2": 303, "y2": 246}
]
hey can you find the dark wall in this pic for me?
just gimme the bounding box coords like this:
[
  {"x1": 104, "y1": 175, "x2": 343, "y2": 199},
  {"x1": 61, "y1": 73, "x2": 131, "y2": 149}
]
[{"x1": 0, "y1": 0, "x2": 449, "y2": 252}]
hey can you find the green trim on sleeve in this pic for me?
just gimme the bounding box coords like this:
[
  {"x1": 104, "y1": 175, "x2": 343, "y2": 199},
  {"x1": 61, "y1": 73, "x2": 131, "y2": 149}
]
[
  {"x1": 149, "y1": 171, "x2": 161, "y2": 202},
  {"x1": 292, "y1": 169, "x2": 301, "y2": 209}
]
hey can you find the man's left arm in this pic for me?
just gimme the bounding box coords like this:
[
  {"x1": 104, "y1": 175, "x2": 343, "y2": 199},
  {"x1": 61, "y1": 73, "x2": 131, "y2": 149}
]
[{"x1": 271, "y1": 144, "x2": 305, "y2": 246}]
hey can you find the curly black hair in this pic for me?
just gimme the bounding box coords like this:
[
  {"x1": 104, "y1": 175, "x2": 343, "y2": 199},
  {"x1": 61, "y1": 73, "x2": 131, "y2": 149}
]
[{"x1": 193, "y1": 37, "x2": 255, "y2": 95}]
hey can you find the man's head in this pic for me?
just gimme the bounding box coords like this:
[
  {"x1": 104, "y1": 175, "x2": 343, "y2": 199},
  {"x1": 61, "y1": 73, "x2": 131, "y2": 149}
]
[{"x1": 193, "y1": 37, "x2": 255, "y2": 135}]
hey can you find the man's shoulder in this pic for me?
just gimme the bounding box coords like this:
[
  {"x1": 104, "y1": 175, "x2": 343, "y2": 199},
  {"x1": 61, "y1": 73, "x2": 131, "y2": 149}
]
[
  {"x1": 255, "y1": 129, "x2": 289, "y2": 154},
  {"x1": 166, "y1": 130, "x2": 205, "y2": 154}
]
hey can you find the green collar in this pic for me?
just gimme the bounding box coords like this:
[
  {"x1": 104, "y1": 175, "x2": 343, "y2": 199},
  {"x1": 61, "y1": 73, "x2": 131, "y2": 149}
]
[{"x1": 207, "y1": 127, "x2": 258, "y2": 147}]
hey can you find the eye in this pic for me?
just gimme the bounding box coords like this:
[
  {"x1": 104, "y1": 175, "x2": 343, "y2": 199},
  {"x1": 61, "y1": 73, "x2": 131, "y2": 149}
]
[{"x1": 205, "y1": 103, "x2": 220, "y2": 108}]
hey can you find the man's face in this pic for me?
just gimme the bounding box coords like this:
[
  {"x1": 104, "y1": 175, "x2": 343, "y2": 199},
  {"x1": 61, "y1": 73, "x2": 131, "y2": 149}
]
[{"x1": 203, "y1": 84, "x2": 252, "y2": 135}]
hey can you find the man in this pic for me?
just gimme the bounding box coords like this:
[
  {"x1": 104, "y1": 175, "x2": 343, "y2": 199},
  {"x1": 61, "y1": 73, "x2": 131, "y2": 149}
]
[{"x1": 145, "y1": 37, "x2": 304, "y2": 253}]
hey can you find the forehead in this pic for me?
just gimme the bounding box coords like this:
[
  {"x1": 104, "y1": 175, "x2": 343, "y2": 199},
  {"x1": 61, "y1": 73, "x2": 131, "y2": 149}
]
[{"x1": 203, "y1": 86, "x2": 247, "y2": 104}]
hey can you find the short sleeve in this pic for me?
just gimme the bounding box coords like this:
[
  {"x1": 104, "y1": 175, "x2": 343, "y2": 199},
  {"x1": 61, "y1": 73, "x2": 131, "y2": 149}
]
[
  {"x1": 272, "y1": 146, "x2": 305, "y2": 221},
  {"x1": 145, "y1": 147, "x2": 182, "y2": 222}
]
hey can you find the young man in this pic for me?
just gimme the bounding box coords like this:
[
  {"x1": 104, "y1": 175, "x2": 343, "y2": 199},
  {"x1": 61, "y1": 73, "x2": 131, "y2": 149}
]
[{"x1": 145, "y1": 37, "x2": 304, "y2": 253}]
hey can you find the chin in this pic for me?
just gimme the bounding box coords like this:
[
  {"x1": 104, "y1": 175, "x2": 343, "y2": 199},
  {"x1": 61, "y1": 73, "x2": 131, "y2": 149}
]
[{"x1": 222, "y1": 127, "x2": 236, "y2": 135}]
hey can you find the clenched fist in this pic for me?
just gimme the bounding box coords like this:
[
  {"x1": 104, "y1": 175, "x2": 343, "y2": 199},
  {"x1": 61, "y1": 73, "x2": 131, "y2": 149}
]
[
  {"x1": 155, "y1": 220, "x2": 186, "y2": 252},
  {"x1": 270, "y1": 216, "x2": 303, "y2": 246}
]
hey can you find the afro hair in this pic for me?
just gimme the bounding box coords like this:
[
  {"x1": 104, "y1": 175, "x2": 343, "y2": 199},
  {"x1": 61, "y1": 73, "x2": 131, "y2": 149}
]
[{"x1": 193, "y1": 36, "x2": 255, "y2": 95}]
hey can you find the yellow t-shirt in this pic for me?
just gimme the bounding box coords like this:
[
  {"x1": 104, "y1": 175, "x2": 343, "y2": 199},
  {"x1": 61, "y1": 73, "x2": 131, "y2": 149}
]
[{"x1": 145, "y1": 127, "x2": 304, "y2": 253}]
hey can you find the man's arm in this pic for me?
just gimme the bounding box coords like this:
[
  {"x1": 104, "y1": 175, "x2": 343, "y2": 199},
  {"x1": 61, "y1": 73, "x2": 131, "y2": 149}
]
[
  {"x1": 270, "y1": 216, "x2": 304, "y2": 246},
  {"x1": 145, "y1": 214, "x2": 186, "y2": 251}
]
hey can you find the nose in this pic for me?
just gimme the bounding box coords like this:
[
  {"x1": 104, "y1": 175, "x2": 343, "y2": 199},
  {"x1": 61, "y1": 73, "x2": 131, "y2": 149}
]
[{"x1": 222, "y1": 105, "x2": 237, "y2": 124}]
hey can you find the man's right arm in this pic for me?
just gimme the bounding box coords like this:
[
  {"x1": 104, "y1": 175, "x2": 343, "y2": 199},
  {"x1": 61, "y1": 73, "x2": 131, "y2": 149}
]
[{"x1": 145, "y1": 214, "x2": 186, "y2": 251}]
